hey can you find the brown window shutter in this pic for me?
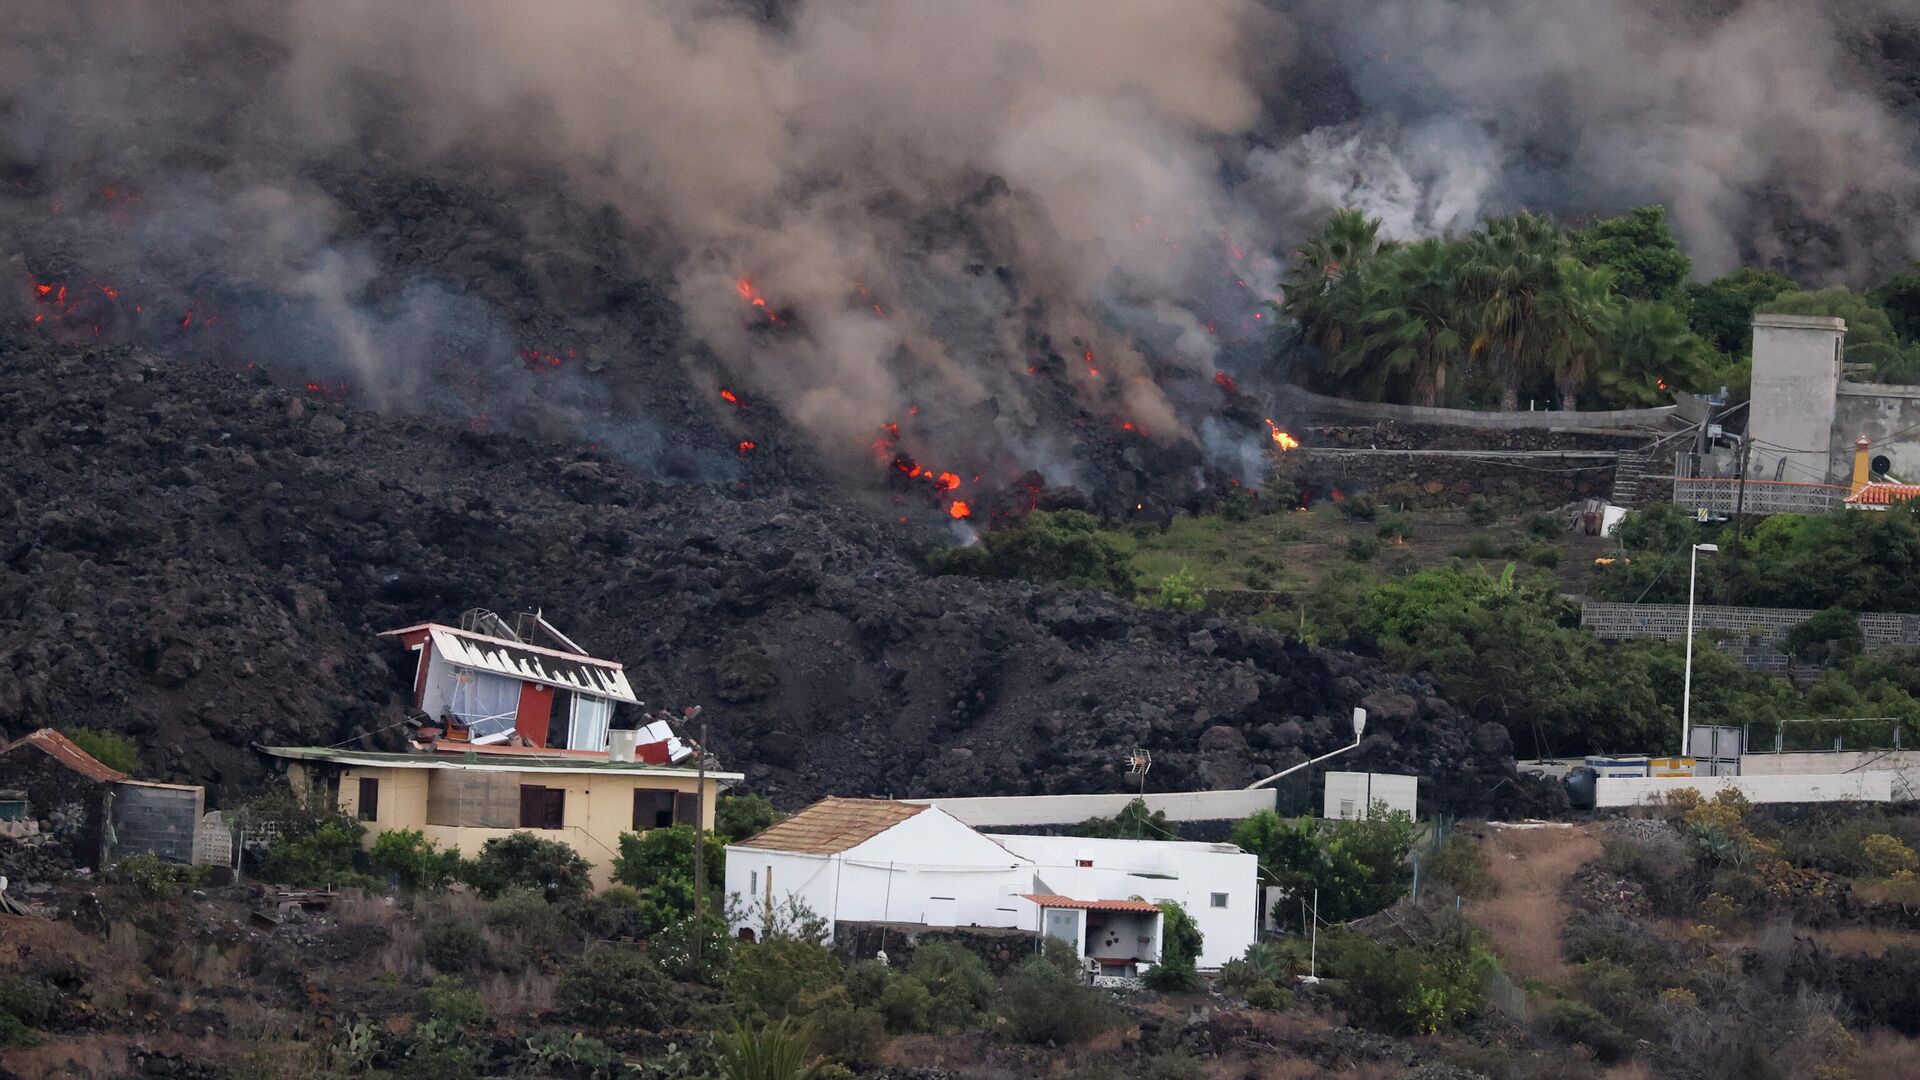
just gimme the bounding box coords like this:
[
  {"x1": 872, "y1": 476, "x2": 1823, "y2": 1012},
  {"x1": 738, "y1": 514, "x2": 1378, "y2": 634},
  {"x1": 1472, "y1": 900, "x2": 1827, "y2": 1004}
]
[
  {"x1": 519, "y1": 785, "x2": 542, "y2": 828},
  {"x1": 545, "y1": 788, "x2": 566, "y2": 830},
  {"x1": 358, "y1": 778, "x2": 379, "y2": 822},
  {"x1": 632, "y1": 789, "x2": 646, "y2": 832},
  {"x1": 674, "y1": 793, "x2": 700, "y2": 828}
]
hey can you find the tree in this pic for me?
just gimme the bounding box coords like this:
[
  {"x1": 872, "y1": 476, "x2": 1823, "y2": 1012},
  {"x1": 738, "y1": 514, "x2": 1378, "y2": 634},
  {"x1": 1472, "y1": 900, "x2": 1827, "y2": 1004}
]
[
  {"x1": 1784, "y1": 607, "x2": 1865, "y2": 663},
  {"x1": 717, "y1": 793, "x2": 783, "y2": 842},
  {"x1": 1281, "y1": 209, "x2": 1391, "y2": 358},
  {"x1": 611, "y1": 825, "x2": 727, "y2": 935},
  {"x1": 1874, "y1": 267, "x2": 1920, "y2": 343},
  {"x1": 1072, "y1": 798, "x2": 1176, "y2": 840},
  {"x1": 1536, "y1": 257, "x2": 1620, "y2": 411},
  {"x1": 934, "y1": 509, "x2": 1137, "y2": 593},
  {"x1": 1462, "y1": 212, "x2": 1571, "y2": 410},
  {"x1": 1597, "y1": 299, "x2": 1710, "y2": 406},
  {"x1": 369, "y1": 829, "x2": 464, "y2": 890},
  {"x1": 465, "y1": 832, "x2": 593, "y2": 901},
  {"x1": 1143, "y1": 900, "x2": 1204, "y2": 991},
  {"x1": 1231, "y1": 810, "x2": 1419, "y2": 930},
  {"x1": 1686, "y1": 268, "x2": 1798, "y2": 356},
  {"x1": 1571, "y1": 205, "x2": 1693, "y2": 304},
  {"x1": 1351, "y1": 238, "x2": 1469, "y2": 405}
]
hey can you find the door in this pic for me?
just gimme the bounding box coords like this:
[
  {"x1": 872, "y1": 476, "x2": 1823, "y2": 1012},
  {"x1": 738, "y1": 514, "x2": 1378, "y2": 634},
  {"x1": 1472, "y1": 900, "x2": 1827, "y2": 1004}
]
[{"x1": 568, "y1": 695, "x2": 613, "y2": 751}]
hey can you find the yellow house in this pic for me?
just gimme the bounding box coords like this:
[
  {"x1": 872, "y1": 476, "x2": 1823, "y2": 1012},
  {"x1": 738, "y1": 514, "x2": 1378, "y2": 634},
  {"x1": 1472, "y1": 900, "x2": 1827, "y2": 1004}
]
[{"x1": 263, "y1": 746, "x2": 744, "y2": 888}]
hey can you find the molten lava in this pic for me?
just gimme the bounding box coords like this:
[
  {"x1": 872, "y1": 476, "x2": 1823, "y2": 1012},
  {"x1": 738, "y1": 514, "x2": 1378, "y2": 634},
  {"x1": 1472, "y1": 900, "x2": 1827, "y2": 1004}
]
[
  {"x1": 1213, "y1": 371, "x2": 1239, "y2": 395},
  {"x1": 719, "y1": 388, "x2": 741, "y2": 407},
  {"x1": 1264, "y1": 419, "x2": 1301, "y2": 451},
  {"x1": 738, "y1": 440, "x2": 757, "y2": 454},
  {"x1": 948, "y1": 500, "x2": 971, "y2": 519},
  {"x1": 735, "y1": 277, "x2": 779, "y2": 324}
]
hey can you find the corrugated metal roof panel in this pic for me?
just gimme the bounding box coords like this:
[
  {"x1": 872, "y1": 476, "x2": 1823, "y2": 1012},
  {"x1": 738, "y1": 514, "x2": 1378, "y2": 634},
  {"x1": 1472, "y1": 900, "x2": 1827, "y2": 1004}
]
[
  {"x1": 3, "y1": 729, "x2": 129, "y2": 783},
  {"x1": 423, "y1": 626, "x2": 639, "y2": 703}
]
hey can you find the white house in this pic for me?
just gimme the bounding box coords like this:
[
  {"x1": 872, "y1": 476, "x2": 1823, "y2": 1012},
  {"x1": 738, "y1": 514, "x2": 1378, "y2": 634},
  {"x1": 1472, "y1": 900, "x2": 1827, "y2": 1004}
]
[{"x1": 725, "y1": 797, "x2": 1258, "y2": 971}]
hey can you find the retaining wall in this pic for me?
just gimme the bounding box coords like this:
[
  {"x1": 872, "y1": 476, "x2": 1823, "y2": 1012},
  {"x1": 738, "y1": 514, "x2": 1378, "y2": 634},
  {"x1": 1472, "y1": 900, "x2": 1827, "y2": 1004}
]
[
  {"x1": 1594, "y1": 772, "x2": 1895, "y2": 808},
  {"x1": 905, "y1": 789, "x2": 1276, "y2": 828},
  {"x1": 1274, "y1": 385, "x2": 1676, "y2": 431}
]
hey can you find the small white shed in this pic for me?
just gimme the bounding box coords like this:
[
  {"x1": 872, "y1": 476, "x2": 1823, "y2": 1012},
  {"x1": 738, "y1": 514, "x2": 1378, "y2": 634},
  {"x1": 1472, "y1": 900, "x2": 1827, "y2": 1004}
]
[{"x1": 1322, "y1": 771, "x2": 1418, "y2": 820}]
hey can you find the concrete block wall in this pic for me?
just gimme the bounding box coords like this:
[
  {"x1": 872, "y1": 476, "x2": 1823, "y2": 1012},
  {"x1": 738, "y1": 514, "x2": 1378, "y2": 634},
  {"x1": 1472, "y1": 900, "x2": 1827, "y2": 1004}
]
[
  {"x1": 109, "y1": 783, "x2": 204, "y2": 865},
  {"x1": 1580, "y1": 603, "x2": 1920, "y2": 649}
]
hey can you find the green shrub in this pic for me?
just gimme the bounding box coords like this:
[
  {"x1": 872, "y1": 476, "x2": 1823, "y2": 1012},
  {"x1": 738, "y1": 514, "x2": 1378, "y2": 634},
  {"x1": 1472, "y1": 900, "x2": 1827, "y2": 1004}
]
[
  {"x1": 1466, "y1": 497, "x2": 1499, "y2": 528},
  {"x1": 611, "y1": 825, "x2": 727, "y2": 935},
  {"x1": 112, "y1": 851, "x2": 186, "y2": 899},
  {"x1": 557, "y1": 948, "x2": 672, "y2": 1029},
  {"x1": 714, "y1": 1018, "x2": 821, "y2": 1080},
  {"x1": 1544, "y1": 998, "x2": 1634, "y2": 1062},
  {"x1": 1525, "y1": 511, "x2": 1564, "y2": 540},
  {"x1": 1528, "y1": 544, "x2": 1562, "y2": 569},
  {"x1": 1321, "y1": 925, "x2": 1493, "y2": 1035},
  {"x1": 844, "y1": 959, "x2": 892, "y2": 1008},
  {"x1": 810, "y1": 1006, "x2": 888, "y2": 1067},
  {"x1": 1000, "y1": 956, "x2": 1120, "y2": 1044},
  {"x1": 1346, "y1": 536, "x2": 1380, "y2": 562},
  {"x1": 576, "y1": 884, "x2": 649, "y2": 940},
  {"x1": 397, "y1": 1039, "x2": 483, "y2": 1080},
  {"x1": 724, "y1": 936, "x2": 844, "y2": 1021},
  {"x1": 520, "y1": 1028, "x2": 624, "y2": 1078},
  {"x1": 907, "y1": 942, "x2": 993, "y2": 1028},
  {"x1": 62, "y1": 726, "x2": 139, "y2": 774},
  {"x1": 487, "y1": 886, "x2": 572, "y2": 962},
  {"x1": 257, "y1": 818, "x2": 366, "y2": 887},
  {"x1": 1863, "y1": 833, "x2": 1920, "y2": 877},
  {"x1": 1139, "y1": 1050, "x2": 1205, "y2": 1080},
  {"x1": 877, "y1": 975, "x2": 931, "y2": 1033},
  {"x1": 1338, "y1": 494, "x2": 1378, "y2": 521},
  {"x1": 1376, "y1": 515, "x2": 1414, "y2": 542},
  {"x1": 465, "y1": 832, "x2": 592, "y2": 901},
  {"x1": 717, "y1": 793, "x2": 783, "y2": 842},
  {"x1": 369, "y1": 829, "x2": 463, "y2": 891},
  {"x1": 420, "y1": 976, "x2": 487, "y2": 1029},
  {"x1": 1141, "y1": 565, "x2": 1206, "y2": 613},
  {"x1": 1038, "y1": 936, "x2": 1084, "y2": 979},
  {"x1": 651, "y1": 912, "x2": 734, "y2": 983},
  {"x1": 929, "y1": 509, "x2": 1137, "y2": 593},
  {"x1": 1142, "y1": 901, "x2": 1203, "y2": 992},
  {"x1": 0, "y1": 976, "x2": 57, "y2": 1045},
  {"x1": 1425, "y1": 832, "x2": 1496, "y2": 898},
  {"x1": 1245, "y1": 980, "x2": 1293, "y2": 1011},
  {"x1": 1221, "y1": 941, "x2": 1293, "y2": 993},
  {"x1": 1452, "y1": 534, "x2": 1502, "y2": 559},
  {"x1": 1785, "y1": 606, "x2": 1864, "y2": 663},
  {"x1": 420, "y1": 913, "x2": 490, "y2": 973}
]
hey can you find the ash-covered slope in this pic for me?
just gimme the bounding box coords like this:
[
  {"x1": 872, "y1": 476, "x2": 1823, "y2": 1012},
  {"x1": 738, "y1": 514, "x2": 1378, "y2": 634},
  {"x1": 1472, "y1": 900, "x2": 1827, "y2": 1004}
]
[{"x1": 0, "y1": 335, "x2": 1541, "y2": 815}]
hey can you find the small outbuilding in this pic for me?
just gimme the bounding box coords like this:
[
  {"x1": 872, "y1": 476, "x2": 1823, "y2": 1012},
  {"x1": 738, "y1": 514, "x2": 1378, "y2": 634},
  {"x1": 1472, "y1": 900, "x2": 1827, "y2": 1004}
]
[{"x1": 0, "y1": 729, "x2": 206, "y2": 868}]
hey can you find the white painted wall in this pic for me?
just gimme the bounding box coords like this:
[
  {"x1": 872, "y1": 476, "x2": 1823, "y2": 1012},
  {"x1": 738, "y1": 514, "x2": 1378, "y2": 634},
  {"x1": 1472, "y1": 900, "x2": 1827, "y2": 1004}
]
[
  {"x1": 907, "y1": 789, "x2": 1276, "y2": 828},
  {"x1": 1322, "y1": 772, "x2": 1418, "y2": 820},
  {"x1": 1594, "y1": 772, "x2": 1895, "y2": 808},
  {"x1": 986, "y1": 833, "x2": 1258, "y2": 968},
  {"x1": 1739, "y1": 752, "x2": 1920, "y2": 799}
]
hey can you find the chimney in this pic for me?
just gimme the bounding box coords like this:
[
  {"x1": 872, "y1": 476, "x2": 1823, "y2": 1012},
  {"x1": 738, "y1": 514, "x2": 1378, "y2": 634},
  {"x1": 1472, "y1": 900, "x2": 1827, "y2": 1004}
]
[
  {"x1": 608, "y1": 729, "x2": 639, "y2": 763},
  {"x1": 1852, "y1": 435, "x2": 1873, "y2": 495}
]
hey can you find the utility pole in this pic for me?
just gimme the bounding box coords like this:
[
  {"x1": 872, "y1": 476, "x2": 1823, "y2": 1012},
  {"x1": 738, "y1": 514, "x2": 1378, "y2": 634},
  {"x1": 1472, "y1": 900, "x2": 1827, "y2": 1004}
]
[{"x1": 688, "y1": 705, "x2": 708, "y2": 972}]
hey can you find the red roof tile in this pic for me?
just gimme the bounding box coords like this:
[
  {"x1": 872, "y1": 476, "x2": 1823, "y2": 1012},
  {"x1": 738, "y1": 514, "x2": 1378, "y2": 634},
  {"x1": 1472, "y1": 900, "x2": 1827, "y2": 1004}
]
[
  {"x1": 1848, "y1": 483, "x2": 1920, "y2": 506},
  {"x1": 3, "y1": 729, "x2": 128, "y2": 782},
  {"x1": 1020, "y1": 894, "x2": 1162, "y2": 913}
]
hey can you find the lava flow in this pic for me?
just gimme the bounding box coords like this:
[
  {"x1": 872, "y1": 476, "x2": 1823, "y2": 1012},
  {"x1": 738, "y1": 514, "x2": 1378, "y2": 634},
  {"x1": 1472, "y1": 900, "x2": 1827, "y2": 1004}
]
[
  {"x1": 1264, "y1": 418, "x2": 1301, "y2": 451},
  {"x1": 872, "y1": 421, "x2": 973, "y2": 518},
  {"x1": 735, "y1": 277, "x2": 780, "y2": 325}
]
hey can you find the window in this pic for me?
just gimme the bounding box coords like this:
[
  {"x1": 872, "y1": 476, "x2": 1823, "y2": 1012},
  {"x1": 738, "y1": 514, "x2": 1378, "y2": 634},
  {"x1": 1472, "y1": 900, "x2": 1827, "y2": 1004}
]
[
  {"x1": 1339, "y1": 799, "x2": 1355, "y2": 819},
  {"x1": 1210, "y1": 892, "x2": 1229, "y2": 909},
  {"x1": 675, "y1": 793, "x2": 700, "y2": 828},
  {"x1": 634, "y1": 790, "x2": 675, "y2": 830},
  {"x1": 357, "y1": 778, "x2": 380, "y2": 822},
  {"x1": 519, "y1": 785, "x2": 565, "y2": 829},
  {"x1": 1075, "y1": 859, "x2": 1093, "y2": 868}
]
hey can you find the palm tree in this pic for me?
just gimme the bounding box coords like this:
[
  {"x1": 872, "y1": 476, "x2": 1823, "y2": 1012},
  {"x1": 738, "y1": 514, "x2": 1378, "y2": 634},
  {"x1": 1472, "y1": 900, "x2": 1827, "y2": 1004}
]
[
  {"x1": 717, "y1": 1019, "x2": 827, "y2": 1080},
  {"x1": 1460, "y1": 212, "x2": 1568, "y2": 410},
  {"x1": 1535, "y1": 258, "x2": 1620, "y2": 412},
  {"x1": 1281, "y1": 209, "x2": 1392, "y2": 358},
  {"x1": 1353, "y1": 238, "x2": 1469, "y2": 406},
  {"x1": 1599, "y1": 299, "x2": 1706, "y2": 406}
]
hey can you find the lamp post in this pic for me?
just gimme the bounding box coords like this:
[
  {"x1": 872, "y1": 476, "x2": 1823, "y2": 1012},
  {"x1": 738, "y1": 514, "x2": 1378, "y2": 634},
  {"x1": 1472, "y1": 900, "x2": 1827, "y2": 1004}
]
[
  {"x1": 1681, "y1": 543, "x2": 1718, "y2": 764},
  {"x1": 1247, "y1": 708, "x2": 1367, "y2": 790}
]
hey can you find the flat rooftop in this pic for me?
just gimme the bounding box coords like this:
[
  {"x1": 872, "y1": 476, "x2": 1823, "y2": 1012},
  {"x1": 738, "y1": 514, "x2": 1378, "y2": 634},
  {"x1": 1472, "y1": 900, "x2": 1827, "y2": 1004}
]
[{"x1": 260, "y1": 745, "x2": 743, "y2": 780}]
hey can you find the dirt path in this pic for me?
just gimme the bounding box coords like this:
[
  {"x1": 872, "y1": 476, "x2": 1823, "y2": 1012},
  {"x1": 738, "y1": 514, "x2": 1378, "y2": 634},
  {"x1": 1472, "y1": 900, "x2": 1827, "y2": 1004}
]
[{"x1": 1460, "y1": 822, "x2": 1602, "y2": 983}]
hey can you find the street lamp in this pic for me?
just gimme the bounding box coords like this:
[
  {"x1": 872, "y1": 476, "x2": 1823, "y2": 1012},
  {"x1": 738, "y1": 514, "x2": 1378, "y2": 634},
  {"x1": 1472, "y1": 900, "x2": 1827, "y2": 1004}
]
[
  {"x1": 1681, "y1": 543, "x2": 1718, "y2": 764},
  {"x1": 1247, "y1": 707, "x2": 1367, "y2": 790}
]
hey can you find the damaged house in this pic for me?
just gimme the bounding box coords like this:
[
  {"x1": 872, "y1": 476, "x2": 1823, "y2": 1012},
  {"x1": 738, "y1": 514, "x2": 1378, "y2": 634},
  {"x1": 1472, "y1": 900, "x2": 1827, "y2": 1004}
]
[
  {"x1": 262, "y1": 610, "x2": 732, "y2": 886},
  {"x1": 0, "y1": 729, "x2": 206, "y2": 869}
]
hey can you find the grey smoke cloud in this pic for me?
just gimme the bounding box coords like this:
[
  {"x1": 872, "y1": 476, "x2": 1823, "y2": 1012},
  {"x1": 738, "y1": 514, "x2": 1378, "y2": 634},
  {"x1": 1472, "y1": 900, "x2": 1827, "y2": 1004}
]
[{"x1": 2, "y1": 0, "x2": 1916, "y2": 490}]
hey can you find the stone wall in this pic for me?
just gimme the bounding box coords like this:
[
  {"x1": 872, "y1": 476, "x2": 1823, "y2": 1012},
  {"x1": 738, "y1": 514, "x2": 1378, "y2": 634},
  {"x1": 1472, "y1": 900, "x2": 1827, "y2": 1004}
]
[
  {"x1": 1283, "y1": 422, "x2": 1639, "y2": 509},
  {"x1": 833, "y1": 921, "x2": 1044, "y2": 975}
]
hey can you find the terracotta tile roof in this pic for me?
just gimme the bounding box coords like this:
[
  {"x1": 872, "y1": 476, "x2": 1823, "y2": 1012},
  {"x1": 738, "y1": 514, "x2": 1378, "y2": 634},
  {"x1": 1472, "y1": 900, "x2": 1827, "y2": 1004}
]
[
  {"x1": 3, "y1": 729, "x2": 128, "y2": 783},
  {"x1": 732, "y1": 797, "x2": 928, "y2": 854},
  {"x1": 1848, "y1": 483, "x2": 1920, "y2": 507},
  {"x1": 1020, "y1": 894, "x2": 1162, "y2": 913}
]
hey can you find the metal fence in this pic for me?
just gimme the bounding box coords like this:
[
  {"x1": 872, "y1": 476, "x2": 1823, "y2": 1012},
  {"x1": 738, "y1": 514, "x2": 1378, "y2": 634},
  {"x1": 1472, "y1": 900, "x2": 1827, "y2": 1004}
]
[{"x1": 1671, "y1": 476, "x2": 1846, "y2": 515}]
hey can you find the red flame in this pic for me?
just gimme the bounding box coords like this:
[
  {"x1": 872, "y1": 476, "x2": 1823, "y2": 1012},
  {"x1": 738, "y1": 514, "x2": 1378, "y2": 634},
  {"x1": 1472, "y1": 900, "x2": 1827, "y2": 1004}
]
[
  {"x1": 736, "y1": 277, "x2": 779, "y2": 324},
  {"x1": 719, "y1": 388, "x2": 741, "y2": 406},
  {"x1": 738, "y1": 440, "x2": 757, "y2": 454},
  {"x1": 948, "y1": 500, "x2": 972, "y2": 519},
  {"x1": 1082, "y1": 349, "x2": 1101, "y2": 377}
]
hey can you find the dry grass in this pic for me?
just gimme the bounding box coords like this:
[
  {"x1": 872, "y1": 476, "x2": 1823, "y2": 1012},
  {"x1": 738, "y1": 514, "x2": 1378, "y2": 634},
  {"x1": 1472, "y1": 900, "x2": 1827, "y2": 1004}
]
[
  {"x1": 1462, "y1": 823, "x2": 1601, "y2": 983},
  {"x1": 1846, "y1": 1031, "x2": 1920, "y2": 1076}
]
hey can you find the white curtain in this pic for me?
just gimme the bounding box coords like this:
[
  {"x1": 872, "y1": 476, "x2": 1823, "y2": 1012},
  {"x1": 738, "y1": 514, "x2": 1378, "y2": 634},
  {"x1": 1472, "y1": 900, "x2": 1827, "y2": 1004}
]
[
  {"x1": 568, "y1": 696, "x2": 613, "y2": 751},
  {"x1": 449, "y1": 669, "x2": 520, "y2": 743}
]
